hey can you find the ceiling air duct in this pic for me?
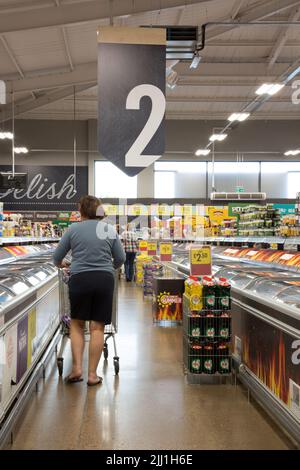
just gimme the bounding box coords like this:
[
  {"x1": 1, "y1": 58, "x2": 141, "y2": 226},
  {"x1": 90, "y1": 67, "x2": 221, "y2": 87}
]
[{"x1": 210, "y1": 192, "x2": 267, "y2": 201}]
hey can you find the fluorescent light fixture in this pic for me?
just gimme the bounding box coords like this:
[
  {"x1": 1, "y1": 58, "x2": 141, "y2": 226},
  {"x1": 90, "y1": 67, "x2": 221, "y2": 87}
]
[
  {"x1": 195, "y1": 149, "x2": 211, "y2": 156},
  {"x1": 0, "y1": 131, "x2": 13, "y2": 140},
  {"x1": 228, "y1": 112, "x2": 250, "y2": 122},
  {"x1": 255, "y1": 83, "x2": 284, "y2": 96},
  {"x1": 166, "y1": 69, "x2": 178, "y2": 89},
  {"x1": 209, "y1": 133, "x2": 228, "y2": 142},
  {"x1": 190, "y1": 52, "x2": 202, "y2": 69},
  {"x1": 284, "y1": 149, "x2": 300, "y2": 156},
  {"x1": 14, "y1": 147, "x2": 29, "y2": 154}
]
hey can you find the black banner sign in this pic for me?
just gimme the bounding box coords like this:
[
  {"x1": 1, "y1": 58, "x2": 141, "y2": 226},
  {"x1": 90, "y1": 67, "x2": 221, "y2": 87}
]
[
  {"x1": 98, "y1": 27, "x2": 166, "y2": 177},
  {"x1": 0, "y1": 165, "x2": 88, "y2": 211}
]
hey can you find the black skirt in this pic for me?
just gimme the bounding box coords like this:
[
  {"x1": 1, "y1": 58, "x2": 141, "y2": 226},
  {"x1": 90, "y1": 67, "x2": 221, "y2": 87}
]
[{"x1": 68, "y1": 270, "x2": 115, "y2": 324}]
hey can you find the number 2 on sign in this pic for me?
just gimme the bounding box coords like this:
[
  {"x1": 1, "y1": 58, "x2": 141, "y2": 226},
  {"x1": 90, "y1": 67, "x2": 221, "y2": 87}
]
[
  {"x1": 191, "y1": 248, "x2": 211, "y2": 264},
  {"x1": 125, "y1": 84, "x2": 166, "y2": 167}
]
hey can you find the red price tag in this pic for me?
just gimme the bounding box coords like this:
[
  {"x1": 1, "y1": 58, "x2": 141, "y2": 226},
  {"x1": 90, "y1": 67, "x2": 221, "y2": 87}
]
[
  {"x1": 147, "y1": 242, "x2": 157, "y2": 255},
  {"x1": 160, "y1": 242, "x2": 172, "y2": 261},
  {"x1": 190, "y1": 246, "x2": 212, "y2": 276}
]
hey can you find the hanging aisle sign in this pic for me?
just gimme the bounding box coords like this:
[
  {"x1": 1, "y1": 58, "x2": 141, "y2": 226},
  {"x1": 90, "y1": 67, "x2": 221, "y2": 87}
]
[{"x1": 98, "y1": 27, "x2": 166, "y2": 176}]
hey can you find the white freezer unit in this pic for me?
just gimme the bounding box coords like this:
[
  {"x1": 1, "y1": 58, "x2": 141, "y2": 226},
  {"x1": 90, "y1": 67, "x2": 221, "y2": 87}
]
[{"x1": 0, "y1": 250, "x2": 60, "y2": 432}]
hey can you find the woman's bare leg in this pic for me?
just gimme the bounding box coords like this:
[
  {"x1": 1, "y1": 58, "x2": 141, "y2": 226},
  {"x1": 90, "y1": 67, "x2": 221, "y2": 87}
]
[
  {"x1": 88, "y1": 321, "x2": 105, "y2": 384},
  {"x1": 69, "y1": 319, "x2": 85, "y2": 378}
]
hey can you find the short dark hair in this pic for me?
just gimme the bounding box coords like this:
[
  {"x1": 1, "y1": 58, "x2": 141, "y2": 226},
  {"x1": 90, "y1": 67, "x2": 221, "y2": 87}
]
[{"x1": 79, "y1": 195, "x2": 105, "y2": 220}]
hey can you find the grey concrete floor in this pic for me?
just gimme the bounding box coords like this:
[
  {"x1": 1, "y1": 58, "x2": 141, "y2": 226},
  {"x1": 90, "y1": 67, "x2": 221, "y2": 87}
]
[{"x1": 9, "y1": 281, "x2": 293, "y2": 450}]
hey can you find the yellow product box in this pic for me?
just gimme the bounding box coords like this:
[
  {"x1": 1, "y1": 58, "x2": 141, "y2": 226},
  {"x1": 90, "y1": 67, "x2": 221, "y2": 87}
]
[
  {"x1": 184, "y1": 278, "x2": 193, "y2": 296},
  {"x1": 189, "y1": 282, "x2": 203, "y2": 311}
]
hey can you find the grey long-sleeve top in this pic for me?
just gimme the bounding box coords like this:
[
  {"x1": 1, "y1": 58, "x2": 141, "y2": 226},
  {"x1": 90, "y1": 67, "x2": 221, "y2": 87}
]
[{"x1": 53, "y1": 220, "x2": 126, "y2": 275}]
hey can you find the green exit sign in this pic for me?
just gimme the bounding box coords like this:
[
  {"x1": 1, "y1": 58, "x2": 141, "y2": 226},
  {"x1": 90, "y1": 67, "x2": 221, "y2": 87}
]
[{"x1": 236, "y1": 186, "x2": 245, "y2": 193}]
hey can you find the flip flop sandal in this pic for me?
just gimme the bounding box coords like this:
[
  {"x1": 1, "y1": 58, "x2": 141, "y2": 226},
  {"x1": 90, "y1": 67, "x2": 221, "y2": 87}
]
[
  {"x1": 65, "y1": 375, "x2": 84, "y2": 384},
  {"x1": 87, "y1": 376, "x2": 103, "y2": 387}
]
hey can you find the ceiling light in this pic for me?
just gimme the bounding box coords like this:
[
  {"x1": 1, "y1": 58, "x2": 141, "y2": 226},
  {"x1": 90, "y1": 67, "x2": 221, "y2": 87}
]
[
  {"x1": 166, "y1": 69, "x2": 178, "y2": 89},
  {"x1": 284, "y1": 149, "x2": 300, "y2": 156},
  {"x1": 255, "y1": 83, "x2": 284, "y2": 96},
  {"x1": 195, "y1": 149, "x2": 211, "y2": 156},
  {"x1": 14, "y1": 147, "x2": 29, "y2": 154},
  {"x1": 190, "y1": 52, "x2": 202, "y2": 70},
  {"x1": 0, "y1": 131, "x2": 13, "y2": 140},
  {"x1": 209, "y1": 133, "x2": 228, "y2": 142},
  {"x1": 228, "y1": 112, "x2": 250, "y2": 122}
]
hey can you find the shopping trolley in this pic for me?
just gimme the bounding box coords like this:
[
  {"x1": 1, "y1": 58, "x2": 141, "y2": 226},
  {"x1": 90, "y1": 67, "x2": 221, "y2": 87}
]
[{"x1": 56, "y1": 268, "x2": 120, "y2": 376}]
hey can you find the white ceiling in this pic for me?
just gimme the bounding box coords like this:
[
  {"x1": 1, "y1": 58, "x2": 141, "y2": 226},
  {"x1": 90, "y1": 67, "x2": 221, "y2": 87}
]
[{"x1": 0, "y1": 0, "x2": 299, "y2": 120}]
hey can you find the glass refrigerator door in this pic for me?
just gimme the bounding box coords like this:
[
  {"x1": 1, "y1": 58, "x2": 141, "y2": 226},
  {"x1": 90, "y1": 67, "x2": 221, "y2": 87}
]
[
  {"x1": 0, "y1": 275, "x2": 30, "y2": 295},
  {"x1": 230, "y1": 273, "x2": 258, "y2": 289},
  {"x1": 275, "y1": 286, "x2": 300, "y2": 310},
  {"x1": 245, "y1": 278, "x2": 288, "y2": 298},
  {"x1": 0, "y1": 287, "x2": 15, "y2": 304},
  {"x1": 214, "y1": 268, "x2": 241, "y2": 281}
]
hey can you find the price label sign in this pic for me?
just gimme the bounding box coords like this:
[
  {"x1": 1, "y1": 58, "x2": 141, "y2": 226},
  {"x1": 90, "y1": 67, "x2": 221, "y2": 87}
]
[
  {"x1": 160, "y1": 242, "x2": 173, "y2": 262},
  {"x1": 139, "y1": 241, "x2": 148, "y2": 252},
  {"x1": 148, "y1": 242, "x2": 157, "y2": 256},
  {"x1": 189, "y1": 245, "x2": 212, "y2": 276},
  {"x1": 270, "y1": 243, "x2": 278, "y2": 250}
]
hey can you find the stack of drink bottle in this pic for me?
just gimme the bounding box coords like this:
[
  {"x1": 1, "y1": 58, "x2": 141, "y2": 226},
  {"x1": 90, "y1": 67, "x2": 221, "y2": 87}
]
[
  {"x1": 143, "y1": 262, "x2": 164, "y2": 298},
  {"x1": 183, "y1": 275, "x2": 232, "y2": 376}
]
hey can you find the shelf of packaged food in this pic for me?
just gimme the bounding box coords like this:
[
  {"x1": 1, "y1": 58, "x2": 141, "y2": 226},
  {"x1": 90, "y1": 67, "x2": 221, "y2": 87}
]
[
  {"x1": 238, "y1": 220, "x2": 278, "y2": 226},
  {"x1": 0, "y1": 236, "x2": 60, "y2": 246},
  {"x1": 172, "y1": 236, "x2": 300, "y2": 248}
]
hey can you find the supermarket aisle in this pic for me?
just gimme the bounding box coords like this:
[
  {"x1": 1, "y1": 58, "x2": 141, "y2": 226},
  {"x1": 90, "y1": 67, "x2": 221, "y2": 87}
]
[{"x1": 10, "y1": 281, "x2": 292, "y2": 450}]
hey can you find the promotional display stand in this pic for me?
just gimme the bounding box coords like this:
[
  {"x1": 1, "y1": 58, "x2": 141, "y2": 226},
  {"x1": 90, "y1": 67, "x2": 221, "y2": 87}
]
[{"x1": 183, "y1": 258, "x2": 232, "y2": 384}]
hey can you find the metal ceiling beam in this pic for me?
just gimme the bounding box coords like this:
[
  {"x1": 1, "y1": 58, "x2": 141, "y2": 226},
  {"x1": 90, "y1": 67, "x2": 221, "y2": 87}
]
[
  {"x1": 0, "y1": 83, "x2": 93, "y2": 121},
  {"x1": 61, "y1": 27, "x2": 74, "y2": 71},
  {"x1": 5, "y1": 62, "x2": 97, "y2": 94},
  {"x1": 0, "y1": 0, "x2": 214, "y2": 33},
  {"x1": 231, "y1": 0, "x2": 246, "y2": 20},
  {"x1": 0, "y1": 35, "x2": 24, "y2": 78},
  {"x1": 167, "y1": 111, "x2": 300, "y2": 120},
  {"x1": 267, "y1": 6, "x2": 300, "y2": 68},
  {"x1": 53, "y1": 0, "x2": 74, "y2": 71},
  {"x1": 0, "y1": 35, "x2": 37, "y2": 99},
  {"x1": 20, "y1": 110, "x2": 300, "y2": 120},
  {"x1": 0, "y1": 1, "x2": 55, "y2": 14},
  {"x1": 206, "y1": 0, "x2": 300, "y2": 41},
  {"x1": 65, "y1": 95, "x2": 291, "y2": 103},
  {"x1": 175, "y1": 6, "x2": 185, "y2": 25},
  {"x1": 205, "y1": 40, "x2": 300, "y2": 46},
  {"x1": 4, "y1": 60, "x2": 288, "y2": 94}
]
